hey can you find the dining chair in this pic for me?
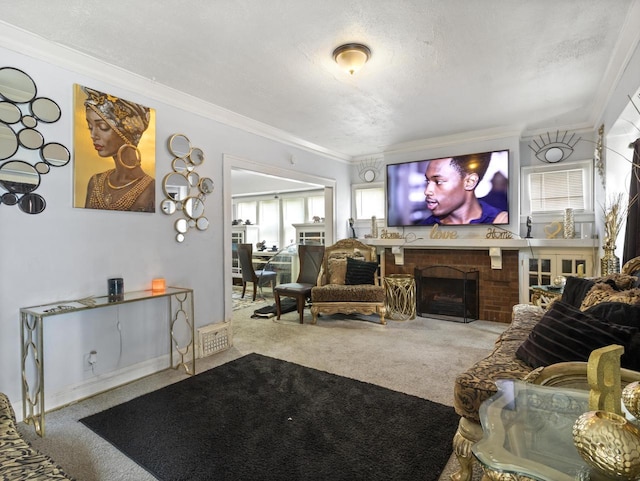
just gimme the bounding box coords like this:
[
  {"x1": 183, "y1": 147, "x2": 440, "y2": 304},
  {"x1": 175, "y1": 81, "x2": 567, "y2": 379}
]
[
  {"x1": 237, "y1": 243, "x2": 277, "y2": 301},
  {"x1": 274, "y1": 244, "x2": 325, "y2": 323}
]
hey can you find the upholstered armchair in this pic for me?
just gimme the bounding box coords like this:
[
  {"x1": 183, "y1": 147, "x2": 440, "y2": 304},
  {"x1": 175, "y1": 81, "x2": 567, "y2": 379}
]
[{"x1": 310, "y1": 238, "x2": 386, "y2": 325}]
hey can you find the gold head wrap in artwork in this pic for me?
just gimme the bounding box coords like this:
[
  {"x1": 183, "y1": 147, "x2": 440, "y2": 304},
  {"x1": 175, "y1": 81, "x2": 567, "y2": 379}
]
[{"x1": 83, "y1": 87, "x2": 150, "y2": 146}]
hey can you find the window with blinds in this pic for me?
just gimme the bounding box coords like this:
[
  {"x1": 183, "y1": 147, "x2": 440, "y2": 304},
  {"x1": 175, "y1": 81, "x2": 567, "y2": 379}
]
[
  {"x1": 529, "y1": 168, "x2": 584, "y2": 212},
  {"x1": 521, "y1": 160, "x2": 593, "y2": 214},
  {"x1": 353, "y1": 186, "x2": 385, "y2": 220}
]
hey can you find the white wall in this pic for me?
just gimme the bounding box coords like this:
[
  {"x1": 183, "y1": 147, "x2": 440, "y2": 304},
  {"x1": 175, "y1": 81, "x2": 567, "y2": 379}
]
[
  {"x1": 0, "y1": 34, "x2": 350, "y2": 413},
  {"x1": 601, "y1": 38, "x2": 640, "y2": 261}
]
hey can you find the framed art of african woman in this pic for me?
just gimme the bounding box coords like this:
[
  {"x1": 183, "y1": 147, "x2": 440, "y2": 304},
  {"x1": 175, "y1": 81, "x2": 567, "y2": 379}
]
[{"x1": 73, "y1": 84, "x2": 156, "y2": 213}]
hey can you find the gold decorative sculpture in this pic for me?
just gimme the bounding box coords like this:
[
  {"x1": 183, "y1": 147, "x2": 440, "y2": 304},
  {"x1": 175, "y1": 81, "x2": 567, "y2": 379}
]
[
  {"x1": 573, "y1": 411, "x2": 640, "y2": 480},
  {"x1": 544, "y1": 221, "x2": 562, "y2": 239},
  {"x1": 572, "y1": 345, "x2": 640, "y2": 480},
  {"x1": 586, "y1": 344, "x2": 623, "y2": 414}
]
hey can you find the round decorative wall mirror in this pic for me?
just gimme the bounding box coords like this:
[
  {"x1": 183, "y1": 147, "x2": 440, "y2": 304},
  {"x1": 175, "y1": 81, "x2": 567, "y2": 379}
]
[
  {"x1": 161, "y1": 198, "x2": 176, "y2": 215},
  {"x1": 35, "y1": 162, "x2": 50, "y2": 174},
  {"x1": 163, "y1": 172, "x2": 191, "y2": 201},
  {"x1": 168, "y1": 134, "x2": 191, "y2": 158},
  {"x1": 18, "y1": 192, "x2": 46, "y2": 214},
  {"x1": 544, "y1": 147, "x2": 564, "y2": 163},
  {"x1": 187, "y1": 171, "x2": 200, "y2": 188},
  {"x1": 0, "y1": 66, "x2": 68, "y2": 214},
  {"x1": 175, "y1": 218, "x2": 189, "y2": 233},
  {"x1": 183, "y1": 197, "x2": 205, "y2": 219},
  {"x1": 189, "y1": 147, "x2": 204, "y2": 166},
  {"x1": 172, "y1": 157, "x2": 192, "y2": 173},
  {"x1": 196, "y1": 217, "x2": 209, "y2": 230},
  {"x1": 199, "y1": 177, "x2": 214, "y2": 195},
  {"x1": 163, "y1": 133, "x2": 211, "y2": 241},
  {"x1": 18, "y1": 128, "x2": 44, "y2": 149},
  {"x1": 31, "y1": 97, "x2": 61, "y2": 123},
  {"x1": 40, "y1": 142, "x2": 70, "y2": 167},
  {"x1": 0, "y1": 67, "x2": 37, "y2": 103},
  {"x1": 0, "y1": 102, "x2": 21, "y2": 123},
  {"x1": 363, "y1": 169, "x2": 375, "y2": 182},
  {"x1": 0, "y1": 160, "x2": 40, "y2": 193},
  {"x1": 0, "y1": 123, "x2": 18, "y2": 160}
]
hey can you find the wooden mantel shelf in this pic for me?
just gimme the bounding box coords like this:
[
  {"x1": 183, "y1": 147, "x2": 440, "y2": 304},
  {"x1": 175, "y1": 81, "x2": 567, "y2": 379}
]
[{"x1": 361, "y1": 237, "x2": 598, "y2": 250}]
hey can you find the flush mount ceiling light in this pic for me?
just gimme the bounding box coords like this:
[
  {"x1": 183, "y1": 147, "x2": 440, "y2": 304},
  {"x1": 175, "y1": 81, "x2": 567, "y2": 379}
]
[{"x1": 332, "y1": 43, "x2": 371, "y2": 75}]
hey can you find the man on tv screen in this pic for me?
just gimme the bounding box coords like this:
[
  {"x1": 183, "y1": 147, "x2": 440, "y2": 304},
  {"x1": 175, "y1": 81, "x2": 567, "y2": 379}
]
[{"x1": 418, "y1": 153, "x2": 508, "y2": 225}]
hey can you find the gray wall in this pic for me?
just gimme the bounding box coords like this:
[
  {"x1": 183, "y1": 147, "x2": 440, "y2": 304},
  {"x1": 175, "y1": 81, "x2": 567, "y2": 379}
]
[{"x1": 0, "y1": 37, "x2": 349, "y2": 412}]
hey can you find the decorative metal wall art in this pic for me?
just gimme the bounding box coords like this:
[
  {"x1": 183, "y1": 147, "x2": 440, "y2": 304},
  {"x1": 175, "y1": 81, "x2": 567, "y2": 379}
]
[
  {"x1": 0, "y1": 67, "x2": 70, "y2": 214},
  {"x1": 357, "y1": 157, "x2": 382, "y2": 182},
  {"x1": 162, "y1": 134, "x2": 213, "y2": 242},
  {"x1": 528, "y1": 130, "x2": 580, "y2": 163}
]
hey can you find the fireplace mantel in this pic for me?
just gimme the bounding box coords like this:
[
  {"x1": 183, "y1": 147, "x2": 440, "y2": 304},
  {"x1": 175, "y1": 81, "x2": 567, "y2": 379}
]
[
  {"x1": 363, "y1": 237, "x2": 597, "y2": 266},
  {"x1": 363, "y1": 237, "x2": 597, "y2": 250}
]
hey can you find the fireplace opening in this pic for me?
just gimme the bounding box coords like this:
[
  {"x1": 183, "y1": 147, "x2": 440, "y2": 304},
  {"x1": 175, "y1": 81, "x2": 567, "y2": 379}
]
[{"x1": 415, "y1": 266, "x2": 479, "y2": 323}]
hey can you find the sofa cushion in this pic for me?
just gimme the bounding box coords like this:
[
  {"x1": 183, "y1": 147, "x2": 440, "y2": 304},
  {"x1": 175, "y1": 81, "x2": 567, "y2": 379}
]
[
  {"x1": 585, "y1": 301, "x2": 640, "y2": 328},
  {"x1": 345, "y1": 257, "x2": 377, "y2": 285},
  {"x1": 327, "y1": 258, "x2": 347, "y2": 285},
  {"x1": 599, "y1": 273, "x2": 639, "y2": 290},
  {"x1": 561, "y1": 276, "x2": 595, "y2": 308},
  {"x1": 515, "y1": 301, "x2": 639, "y2": 370},
  {"x1": 579, "y1": 283, "x2": 640, "y2": 310},
  {"x1": 453, "y1": 304, "x2": 544, "y2": 423},
  {"x1": 311, "y1": 284, "x2": 385, "y2": 303}
]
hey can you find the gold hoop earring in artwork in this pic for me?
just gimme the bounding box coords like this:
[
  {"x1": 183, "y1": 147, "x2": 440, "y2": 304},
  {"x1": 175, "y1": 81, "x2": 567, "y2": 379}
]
[{"x1": 116, "y1": 144, "x2": 142, "y2": 170}]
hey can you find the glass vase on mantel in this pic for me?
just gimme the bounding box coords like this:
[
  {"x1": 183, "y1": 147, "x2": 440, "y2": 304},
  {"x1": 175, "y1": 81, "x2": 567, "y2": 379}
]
[{"x1": 601, "y1": 244, "x2": 621, "y2": 275}]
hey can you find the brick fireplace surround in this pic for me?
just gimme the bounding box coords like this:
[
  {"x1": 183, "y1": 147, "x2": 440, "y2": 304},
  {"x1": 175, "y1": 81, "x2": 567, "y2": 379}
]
[{"x1": 383, "y1": 248, "x2": 519, "y2": 323}]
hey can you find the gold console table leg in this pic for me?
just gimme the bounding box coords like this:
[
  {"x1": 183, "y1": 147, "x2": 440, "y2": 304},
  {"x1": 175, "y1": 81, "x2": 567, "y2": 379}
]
[
  {"x1": 169, "y1": 289, "x2": 196, "y2": 375},
  {"x1": 21, "y1": 312, "x2": 45, "y2": 436}
]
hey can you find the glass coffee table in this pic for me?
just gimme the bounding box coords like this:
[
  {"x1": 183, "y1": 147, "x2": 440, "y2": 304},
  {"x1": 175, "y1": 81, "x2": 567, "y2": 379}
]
[{"x1": 472, "y1": 379, "x2": 624, "y2": 481}]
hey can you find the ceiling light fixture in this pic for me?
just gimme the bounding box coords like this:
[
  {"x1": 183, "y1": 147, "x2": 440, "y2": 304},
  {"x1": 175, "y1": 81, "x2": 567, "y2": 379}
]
[{"x1": 332, "y1": 43, "x2": 371, "y2": 75}]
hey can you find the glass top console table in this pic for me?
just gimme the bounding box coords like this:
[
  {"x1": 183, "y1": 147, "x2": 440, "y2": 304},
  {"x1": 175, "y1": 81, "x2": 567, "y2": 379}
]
[
  {"x1": 20, "y1": 287, "x2": 195, "y2": 436},
  {"x1": 472, "y1": 379, "x2": 637, "y2": 481}
]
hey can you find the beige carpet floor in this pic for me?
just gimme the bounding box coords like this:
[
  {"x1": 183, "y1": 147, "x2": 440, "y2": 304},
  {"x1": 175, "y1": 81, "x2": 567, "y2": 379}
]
[{"x1": 18, "y1": 294, "x2": 504, "y2": 480}]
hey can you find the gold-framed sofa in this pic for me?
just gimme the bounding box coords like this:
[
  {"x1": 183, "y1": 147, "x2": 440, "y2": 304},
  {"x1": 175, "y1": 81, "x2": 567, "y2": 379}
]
[
  {"x1": 310, "y1": 238, "x2": 386, "y2": 325},
  {"x1": 451, "y1": 257, "x2": 640, "y2": 481}
]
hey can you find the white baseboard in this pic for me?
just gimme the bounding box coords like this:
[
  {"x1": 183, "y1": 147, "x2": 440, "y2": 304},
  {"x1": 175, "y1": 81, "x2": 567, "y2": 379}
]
[{"x1": 15, "y1": 355, "x2": 171, "y2": 423}]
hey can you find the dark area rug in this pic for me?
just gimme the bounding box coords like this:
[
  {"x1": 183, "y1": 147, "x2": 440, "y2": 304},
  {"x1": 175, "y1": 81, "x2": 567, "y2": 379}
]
[{"x1": 80, "y1": 353, "x2": 458, "y2": 481}]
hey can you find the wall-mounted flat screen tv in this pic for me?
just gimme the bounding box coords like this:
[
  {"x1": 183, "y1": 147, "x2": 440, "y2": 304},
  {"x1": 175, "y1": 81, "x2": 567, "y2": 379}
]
[{"x1": 386, "y1": 149, "x2": 509, "y2": 227}]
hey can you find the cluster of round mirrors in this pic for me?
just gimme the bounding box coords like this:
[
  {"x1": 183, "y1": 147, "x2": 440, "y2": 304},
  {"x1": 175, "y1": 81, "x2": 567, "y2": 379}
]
[
  {"x1": 162, "y1": 134, "x2": 213, "y2": 242},
  {"x1": 0, "y1": 67, "x2": 70, "y2": 214}
]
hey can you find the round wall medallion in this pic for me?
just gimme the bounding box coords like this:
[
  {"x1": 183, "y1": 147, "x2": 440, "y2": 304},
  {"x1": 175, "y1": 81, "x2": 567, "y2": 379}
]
[{"x1": 363, "y1": 169, "x2": 375, "y2": 182}]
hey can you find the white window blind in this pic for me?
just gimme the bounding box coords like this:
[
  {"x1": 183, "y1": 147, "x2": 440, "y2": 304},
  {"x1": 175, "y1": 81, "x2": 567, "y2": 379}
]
[
  {"x1": 354, "y1": 187, "x2": 385, "y2": 220},
  {"x1": 236, "y1": 201, "x2": 257, "y2": 223},
  {"x1": 529, "y1": 168, "x2": 585, "y2": 212},
  {"x1": 282, "y1": 197, "x2": 304, "y2": 245},
  {"x1": 307, "y1": 196, "x2": 325, "y2": 221},
  {"x1": 258, "y1": 199, "x2": 279, "y2": 246}
]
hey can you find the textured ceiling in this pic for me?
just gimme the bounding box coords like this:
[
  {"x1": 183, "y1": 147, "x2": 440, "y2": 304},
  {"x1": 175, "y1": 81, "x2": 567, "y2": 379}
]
[{"x1": 2, "y1": 1, "x2": 639, "y2": 159}]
